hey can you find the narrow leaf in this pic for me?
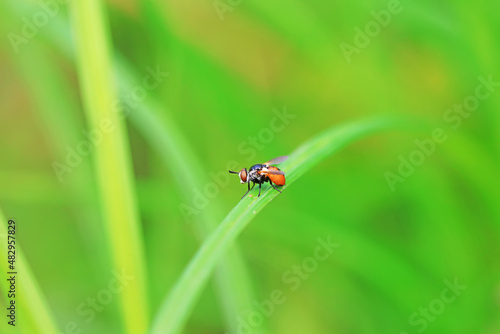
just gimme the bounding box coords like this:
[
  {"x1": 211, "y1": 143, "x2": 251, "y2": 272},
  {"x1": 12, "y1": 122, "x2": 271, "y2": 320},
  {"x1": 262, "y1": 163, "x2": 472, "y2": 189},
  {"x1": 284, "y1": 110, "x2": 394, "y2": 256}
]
[{"x1": 151, "y1": 116, "x2": 408, "y2": 334}]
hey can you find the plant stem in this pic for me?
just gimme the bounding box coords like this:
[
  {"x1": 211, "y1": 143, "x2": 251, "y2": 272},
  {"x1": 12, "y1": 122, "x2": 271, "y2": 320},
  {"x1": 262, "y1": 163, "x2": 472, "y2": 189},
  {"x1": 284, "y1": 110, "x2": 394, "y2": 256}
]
[{"x1": 70, "y1": 1, "x2": 149, "y2": 332}]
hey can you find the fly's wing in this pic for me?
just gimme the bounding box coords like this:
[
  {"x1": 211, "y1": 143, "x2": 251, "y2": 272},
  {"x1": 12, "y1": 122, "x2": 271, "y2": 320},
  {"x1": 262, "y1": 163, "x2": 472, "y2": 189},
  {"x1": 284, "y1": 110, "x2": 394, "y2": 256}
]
[
  {"x1": 259, "y1": 166, "x2": 286, "y2": 185},
  {"x1": 264, "y1": 155, "x2": 289, "y2": 165},
  {"x1": 267, "y1": 173, "x2": 286, "y2": 186},
  {"x1": 258, "y1": 169, "x2": 285, "y2": 176}
]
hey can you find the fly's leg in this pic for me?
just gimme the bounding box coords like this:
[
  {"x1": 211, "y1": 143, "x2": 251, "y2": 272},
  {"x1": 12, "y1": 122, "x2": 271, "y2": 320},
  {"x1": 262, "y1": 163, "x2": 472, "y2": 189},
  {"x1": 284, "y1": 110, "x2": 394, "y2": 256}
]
[
  {"x1": 241, "y1": 182, "x2": 255, "y2": 199},
  {"x1": 258, "y1": 183, "x2": 262, "y2": 197},
  {"x1": 269, "y1": 180, "x2": 282, "y2": 194}
]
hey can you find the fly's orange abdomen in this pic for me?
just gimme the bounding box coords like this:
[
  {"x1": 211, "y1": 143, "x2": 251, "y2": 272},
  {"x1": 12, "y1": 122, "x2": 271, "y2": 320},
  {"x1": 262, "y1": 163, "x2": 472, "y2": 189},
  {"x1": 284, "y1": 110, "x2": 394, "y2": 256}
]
[{"x1": 267, "y1": 166, "x2": 286, "y2": 186}]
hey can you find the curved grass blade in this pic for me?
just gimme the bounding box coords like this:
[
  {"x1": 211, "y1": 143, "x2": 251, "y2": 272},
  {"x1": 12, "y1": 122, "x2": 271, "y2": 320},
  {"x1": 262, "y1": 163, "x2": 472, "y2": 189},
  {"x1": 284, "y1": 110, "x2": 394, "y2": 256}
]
[
  {"x1": 150, "y1": 115, "x2": 409, "y2": 334},
  {"x1": 114, "y1": 56, "x2": 261, "y2": 333},
  {"x1": 2, "y1": 0, "x2": 261, "y2": 330}
]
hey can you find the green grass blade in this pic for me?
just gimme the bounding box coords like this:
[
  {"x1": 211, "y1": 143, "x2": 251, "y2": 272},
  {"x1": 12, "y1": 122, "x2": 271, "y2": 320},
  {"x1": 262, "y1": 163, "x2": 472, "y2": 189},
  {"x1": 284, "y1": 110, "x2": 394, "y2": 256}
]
[
  {"x1": 150, "y1": 115, "x2": 407, "y2": 334},
  {"x1": 114, "y1": 56, "x2": 262, "y2": 333},
  {"x1": 69, "y1": 1, "x2": 149, "y2": 332},
  {"x1": 0, "y1": 209, "x2": 59, "y2": 333},
  {"x1": 2, "y1": 0, "x2": 261, "y2": 328}
]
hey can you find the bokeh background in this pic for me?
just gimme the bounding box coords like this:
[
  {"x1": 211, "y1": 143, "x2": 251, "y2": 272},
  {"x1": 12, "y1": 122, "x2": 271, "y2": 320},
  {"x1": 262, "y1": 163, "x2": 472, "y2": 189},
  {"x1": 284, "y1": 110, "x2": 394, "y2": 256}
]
[{"x1": 1, "y1": 0, "x2": 499, "y2": 333}]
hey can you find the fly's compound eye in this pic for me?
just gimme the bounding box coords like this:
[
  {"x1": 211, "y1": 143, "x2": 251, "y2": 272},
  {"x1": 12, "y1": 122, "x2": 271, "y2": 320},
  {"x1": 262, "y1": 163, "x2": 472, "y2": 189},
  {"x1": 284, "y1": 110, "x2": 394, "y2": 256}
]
[{"x1": 239, "y1": 168, "x2": 248, "y2": 183}]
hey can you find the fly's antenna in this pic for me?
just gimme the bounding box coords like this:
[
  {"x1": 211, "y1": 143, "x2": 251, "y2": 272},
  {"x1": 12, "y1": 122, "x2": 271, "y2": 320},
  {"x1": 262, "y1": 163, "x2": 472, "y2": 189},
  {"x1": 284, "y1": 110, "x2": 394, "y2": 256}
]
[{"x1": 228, "y1": 170, "x2": 239, "y2": 174}]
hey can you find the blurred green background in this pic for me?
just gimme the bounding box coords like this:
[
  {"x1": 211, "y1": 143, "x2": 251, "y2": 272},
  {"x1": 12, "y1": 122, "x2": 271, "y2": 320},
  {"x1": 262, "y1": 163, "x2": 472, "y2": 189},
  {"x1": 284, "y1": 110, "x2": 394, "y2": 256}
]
[{"x1": 0, "y1": 0, "x2": 499, "y2": 333}]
